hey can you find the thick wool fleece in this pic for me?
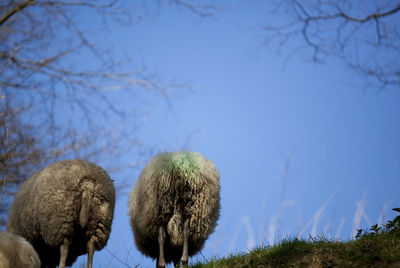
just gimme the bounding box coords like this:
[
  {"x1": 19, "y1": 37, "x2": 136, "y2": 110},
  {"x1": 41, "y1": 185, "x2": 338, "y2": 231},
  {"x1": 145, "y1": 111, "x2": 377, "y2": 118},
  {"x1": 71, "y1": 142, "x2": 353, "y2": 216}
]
[
  {"x1": 0, "y1": 232, "x2": 41, "y2": 268},
  {"x1": 128, "y1": 151, "x2": 221, "y2": 264},
  {"x1": 7, "y1": 159, "x2": 115, "y2": 267}
]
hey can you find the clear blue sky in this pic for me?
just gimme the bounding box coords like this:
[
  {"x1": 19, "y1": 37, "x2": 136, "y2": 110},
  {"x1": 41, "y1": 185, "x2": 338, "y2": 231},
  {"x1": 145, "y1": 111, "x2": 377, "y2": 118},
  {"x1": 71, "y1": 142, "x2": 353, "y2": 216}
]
[{"x1": 67, "y1": 1, "x2": 400, "y2": 267}]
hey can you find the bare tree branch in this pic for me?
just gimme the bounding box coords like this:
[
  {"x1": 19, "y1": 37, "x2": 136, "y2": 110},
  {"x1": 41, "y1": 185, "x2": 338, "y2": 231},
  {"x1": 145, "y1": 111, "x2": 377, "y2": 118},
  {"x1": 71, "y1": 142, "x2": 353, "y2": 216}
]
[
  {"x1": 338, "y1": 4, "x2": 400, "y2": 23},
  {"x1": 0, "y1": 0, "x2": 34, "y2": 26},
  {"x1": 262, "y1": 0, "x2": 400, "y2": 90}
]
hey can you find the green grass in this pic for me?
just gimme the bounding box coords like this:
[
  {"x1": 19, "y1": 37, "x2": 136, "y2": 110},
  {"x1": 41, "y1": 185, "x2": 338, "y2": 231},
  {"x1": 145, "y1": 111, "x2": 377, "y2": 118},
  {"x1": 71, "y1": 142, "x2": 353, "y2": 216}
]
[{"x1": 192, "y1": 209, "x2": 400, "y2": 268}]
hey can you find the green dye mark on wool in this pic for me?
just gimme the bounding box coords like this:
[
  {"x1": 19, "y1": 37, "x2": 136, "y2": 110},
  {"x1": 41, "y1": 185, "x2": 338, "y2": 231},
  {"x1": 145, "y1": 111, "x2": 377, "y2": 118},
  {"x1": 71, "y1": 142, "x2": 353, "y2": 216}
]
[{"x1": 162, "y1": 152, "x2": 201, "y2": 182}]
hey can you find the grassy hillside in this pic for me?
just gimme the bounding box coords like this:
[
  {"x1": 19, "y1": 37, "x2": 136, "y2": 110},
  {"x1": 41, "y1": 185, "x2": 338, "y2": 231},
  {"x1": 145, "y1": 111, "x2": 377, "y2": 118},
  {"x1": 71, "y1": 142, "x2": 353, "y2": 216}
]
[{"x1": 192, "y1": 209, "x2": 400, "y2": 268}]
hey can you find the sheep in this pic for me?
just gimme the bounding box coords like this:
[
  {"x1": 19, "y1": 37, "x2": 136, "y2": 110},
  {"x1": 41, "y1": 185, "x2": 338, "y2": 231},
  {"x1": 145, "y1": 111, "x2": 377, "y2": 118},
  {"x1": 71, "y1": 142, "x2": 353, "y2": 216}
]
[
  {"x1": 0, "y1": 231, "x2": 41, "y2": 268},
  {"x1": 128, "y1": 151, "x2": 221, "y2": 268},
  {"x1": 7, "y1": 159, "x2": 115, "y2": 268}
]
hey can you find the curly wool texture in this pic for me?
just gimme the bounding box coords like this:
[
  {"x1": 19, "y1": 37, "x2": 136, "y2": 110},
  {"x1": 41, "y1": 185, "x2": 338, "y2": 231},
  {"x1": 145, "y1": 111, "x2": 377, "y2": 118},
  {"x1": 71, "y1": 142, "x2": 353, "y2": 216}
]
[
  {"x1": 128, "y1": 152, "x2": 221, "y2": 264},
  {"x1": 0, "y1": 232, "x2": 41, "y2": 268},
  {"x1": 7, "y1": 159, "x2": 115, "y2": 267}
]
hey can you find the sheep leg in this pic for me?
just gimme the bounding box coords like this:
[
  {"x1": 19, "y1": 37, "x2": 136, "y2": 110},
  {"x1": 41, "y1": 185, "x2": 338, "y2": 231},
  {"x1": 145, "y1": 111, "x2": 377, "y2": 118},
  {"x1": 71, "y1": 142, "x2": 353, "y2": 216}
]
[
  {"x1": 59, "y1": 238, "x2": 69, "y2": 268},
  {"x1": 157, "y1": 226, "x2": 166, "y2": 268},
  {"x1": 87, "y1": 236, "x2": 96, "y2": 268},
  {"x1": 181, "y1": 219, "x2": 189, "y2": 267}
]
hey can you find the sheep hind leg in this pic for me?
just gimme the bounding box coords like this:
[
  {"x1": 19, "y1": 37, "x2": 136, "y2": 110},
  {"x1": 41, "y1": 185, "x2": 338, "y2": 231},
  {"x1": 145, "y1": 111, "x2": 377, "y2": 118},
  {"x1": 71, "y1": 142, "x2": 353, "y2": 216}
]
[
  {"x1": 87, "y1": 236, "x2": 96, "y2": 268},
  {"x1": 59, "y1": 238, "x2": 69, "y2": 268},
  {"x1": 181, "y1": 219, "x2": 189, "y2": 268},
  {"x1": 157, "y1": 226, "x2": 166, "y2": 268}
]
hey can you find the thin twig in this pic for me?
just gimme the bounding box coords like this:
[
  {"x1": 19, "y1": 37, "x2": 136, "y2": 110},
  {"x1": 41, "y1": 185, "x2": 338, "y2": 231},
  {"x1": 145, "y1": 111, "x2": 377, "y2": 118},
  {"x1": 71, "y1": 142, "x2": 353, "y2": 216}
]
[
  {"x1": 0, "y1": 92, "x2": 10, "y2": 208},
  {"x1": 0, "y1": 0, "x2": 35, "y2": 26}
]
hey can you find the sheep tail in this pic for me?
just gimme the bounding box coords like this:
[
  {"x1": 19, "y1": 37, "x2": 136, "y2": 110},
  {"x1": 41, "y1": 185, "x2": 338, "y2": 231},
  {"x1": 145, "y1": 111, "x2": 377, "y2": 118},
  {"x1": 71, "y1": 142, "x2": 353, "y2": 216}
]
[
  {"x1": 80, "y1": 181, "x2": 94, "y2": 228},
  {"x1": 167, "y1": 201, "x2": 184, "y2": 246}
]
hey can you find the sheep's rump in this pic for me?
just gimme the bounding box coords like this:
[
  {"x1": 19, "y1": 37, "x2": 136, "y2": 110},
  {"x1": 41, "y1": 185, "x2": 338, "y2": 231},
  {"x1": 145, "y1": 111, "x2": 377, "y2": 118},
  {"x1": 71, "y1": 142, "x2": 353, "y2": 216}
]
[
  {"x1": 0, "y1": 232, "x2": 41, "y2": 268},
  {"x1": 7, "y1": 159, "x2": 115, "y2": 267},
  {"x1": 129, "y1": 152, "x2": 220, "y2": 262}
]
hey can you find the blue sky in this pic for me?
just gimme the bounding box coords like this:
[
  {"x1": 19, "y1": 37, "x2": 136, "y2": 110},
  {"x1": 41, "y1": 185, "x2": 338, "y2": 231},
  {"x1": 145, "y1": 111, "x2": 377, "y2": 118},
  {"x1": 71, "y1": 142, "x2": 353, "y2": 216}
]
[{"x1": 16, "y1": 1, "x2": 400, "y2": 267}]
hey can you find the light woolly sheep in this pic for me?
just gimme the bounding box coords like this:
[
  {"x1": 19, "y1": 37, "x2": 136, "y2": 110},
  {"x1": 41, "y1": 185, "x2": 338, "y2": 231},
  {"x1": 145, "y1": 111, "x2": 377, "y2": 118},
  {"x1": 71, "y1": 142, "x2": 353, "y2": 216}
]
[
  {"x1": 7, "y1": 159, "x2": 115, "y2": 268},
  {"x1": 0, "y1": 231, "x2": 41, "y2": 268},
  {"x1": 128, "y1": 151, "x2": 221, "y2": 268}
]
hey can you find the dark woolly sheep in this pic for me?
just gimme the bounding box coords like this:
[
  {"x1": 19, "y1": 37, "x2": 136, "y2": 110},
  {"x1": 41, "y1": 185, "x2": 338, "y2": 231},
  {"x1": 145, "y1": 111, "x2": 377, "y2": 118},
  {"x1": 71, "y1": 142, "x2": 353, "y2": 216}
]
[
  {"x1": 128, "y1": 151, "x2": 221, "y2": 268},
  {"x1": 0, "y1": 231, "x2": 41, "y2": 268},
  {"x1": 7, "y1": 159, "x2": 115, "y2": 268}
]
